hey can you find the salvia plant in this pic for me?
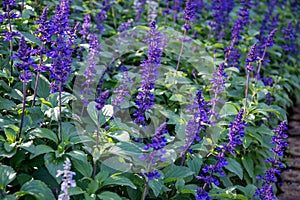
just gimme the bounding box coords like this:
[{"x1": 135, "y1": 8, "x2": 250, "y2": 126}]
[{"x1": 0, "y1": 0, "x2": 298, "y2": 200}]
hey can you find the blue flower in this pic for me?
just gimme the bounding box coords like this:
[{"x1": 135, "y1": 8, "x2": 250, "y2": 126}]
[
  {"x1": 181, "y1": 89, "x2": 210, "y2": 157},
  {"x1": 56, "y1": 158, "x2": 76, "y2": 200},
  {"x1": 254, "y1": 121, "x2": 288, "y2": 200},
  {"x1": 35, "y1": 7, "x2": 52, "y2": 43},
  {"x1": 80, "y1": 14, "x2": 91, "y2": 40},
  {"x1": 112, "y1": 71, "x2": 132, "y2": 108},
  {"x1": 133, "y1": 21, "x2": 164, "y2": 126},
  {"x1": 95, "y1": 90, "x2": 109, "y2": 111},
  {"x1": 182, "y1": 0, "x2": 195, "y2": 31},
  {"x1": 140, "y1": 122, "x2": 168, "y2": 180},
  {"x1": 13, "y1": 37, "x2": 36, "y2": 82},
  {"x1": 196, "y1": 109, "x2": 247, "y2": 199}
]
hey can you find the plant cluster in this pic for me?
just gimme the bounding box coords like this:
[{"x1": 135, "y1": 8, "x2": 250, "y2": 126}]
[{"x1": 0, "y1": 0, "x2": 299, "y2": 199}]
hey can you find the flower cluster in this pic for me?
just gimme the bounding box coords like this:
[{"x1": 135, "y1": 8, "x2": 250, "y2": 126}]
[
  {"x1": 117, "y1": 19, "x2": 133, "y2": 33},
  {"x1": 225, "y1": 0, "x2": 251, "y2": 68},
  {"x1": 56, "y1": 158, "x2": 76, "y2": 200},
  {"x1": 95, "y1": 90, "x2": 109, "y2": 111},
  {"x1": 80, "y1": 14, "x2": 91, "y2": 40},
  {"x1": 112, "y1": 71, "x2": 132, "y2": 109},
  {"x1": 245, "y1": 43, "x2": 257, "y2": 71},
  {"x1": 259, "y1": 0, "x2": 278, "y2": 39},
  {"x1": 35, "y1": 7, "x2": 52, "y2": 43},
  {"x1": 181, "y1": 89, "x2": 209, "y2": 158},
  {"x1": 133, "y1": 0, "x2": 147, "y2": 24},
  {"x1": 282, "y1": 21, "x2": 296, "y2": 53},
  {"x1": 1, "y1": 0, "x2": 19, "y2": 41},
  {"x1": 182, "y1": 0, "x2": 195, "y2": 31},
  {"x1": 196, "y1": 109, "x2": 247, "y2": 199},
  {"x1": 147, "y1": 0, "x2": 159, "y2": 22},
  {"x1": 133, "y1": 21, "x2": 164, "y2": 126},
  {"x1": 49, "y1": 0, "x2": 76, "y2": 93},
  {"x1": 255, "y1": 121, "x2": 288, "y2": 200},
  {"x1": 81, "y1": 34, "x2": 101, "y2": 105},
  {"x1": 140, "y1": 122, "x2": 168, "y2": 180},
  {"x1": 209, "y1": 0, "x2": 235, "y2": 39},
  {"x1": 13, "y1": 37, "x2": 35, "y2": 82},
  {"x1": 96, "y1": 2, "x2": 109, "y2": 34},
  {"x1": 209, "y1": 63, "x2": 227, "y2": 122}
]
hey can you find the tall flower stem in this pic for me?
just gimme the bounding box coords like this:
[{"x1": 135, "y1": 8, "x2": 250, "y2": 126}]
[
  {"x1": 7, "y1": 5, "x2": 14, "y2": 75},
  {"x1": 244, "y1": 70, "x2": 251, "y2": 113},
  {"x1": 18, "y1": 81, "x2": 27, "y2": 140},
  {"x1": 255, "y1": 46, "x2": 267, "y2": 84},
  {"x1": 175, "y1": 29, "x2": 187, "y2": 72},
  {"x1": 59, "y1": 83, "x2": 63, "y2": 143},
  {"x1": 21, "y1": 0, "x2": 25, "y2": 17},
  {"x1": 32, "y1": 43, "x2": 45, "y2": 107},
  {"x1": 141, "y1": 180, "x2": 149, "y2": 200}
]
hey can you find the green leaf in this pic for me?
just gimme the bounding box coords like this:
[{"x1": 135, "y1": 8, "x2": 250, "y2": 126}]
[
  {"x1": 29, "y1": 128, "x2": 58, "y2": 144},
  {"x1": 149, "y1": 179, "x2": 164, "y2": 197},
  {"x1": 225, "y1": 158, "x2": 243, "y2": 180},
  {"x1": 95, "y1": 171, "x2": 110, "y2": 183},
  {"x1": 29, "y1": 145, "x2": 55, "y2": 159},
  {"x1": 98, "y1": 191, "x2": 122, "y2": 200},
  {"x1": 241, "y1": 155, "x2": 254, "y2": 178},
  {"x1": 103, "y1": 175, "x2": 137, "y2": 189},
  {"x1": 0, "y1": 98, "x2": 16, "y2": 110},
  {"x1": 20, "y1": 32, "x2": 42, "y2": 46},
  {"x1": 31, "y1": 74, "x2": 50, "y2": 98},
  {"x1": 4, "y1": 128, "x2": 16, "y2": 144},
  {"x1": 163, "y1": 164, "x2": 194, "y2": 183},
  {"x1": 187, "y1": 155, "x2": 203, "y2": 175},
  {"x1": 0, "y1": 165, "x2": 16, "y2": 190},
  {"x1": 68, "y1": 150, "x2": 93, "y2": 177},
  {"x1": 87, "y1": 102, "x2": 114, "y2": 126},
  {"x1": 17, "y1": 180, "x2": 55, "y2": 200},
  {"x1": 44, "y1": 153, "x2": 65, "y2": 181},
  {"x1": 219, "y1": 103, "x2": 238, "y2": 118}
]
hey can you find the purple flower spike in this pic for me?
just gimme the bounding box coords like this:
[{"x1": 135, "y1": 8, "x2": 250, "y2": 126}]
[
  {"x1": 140, "y1": 122, "x2": 168, "y2": 180},
  {"x1": 95, "y1": 90, "x2": 109, "y2": 111},
  {"x1": 266, "y1": 28, "x2": 277, "y2": 47},
  {"x1": 35, "y1": 7, "x2": 52, "y2": 43},
  {"x1": 182, "y1": 0, "x2": 195, "y2": 31},
  {"x1": 13, "y1": 37, "x2": 36, "y2": 82},
  {"x1": 196, "y1": 109, "x2": 247, "y2": 199},
  {"x1": 133, "y1": 21, "x2": 164, "y2": 126},
  {"x1": 255, "y1": 121, "x2": 288, "y2": 200},
  {"x1": 80, "y1": 14, "x2": 91, "y2": 40},
  {"x1": 181, "y1": 89, "x2": 210, "y2": 158}
]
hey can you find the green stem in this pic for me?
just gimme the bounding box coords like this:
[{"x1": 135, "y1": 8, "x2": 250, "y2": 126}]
[
  {"x1": 175, "y1": 28, "x2": 187, "y2": 72},
  {"x1": 244, "y1": 69, "x2": 251, "y2": 114},
  {"x1": 59, "y1": 84, "x2": 63, "y2": 143},
  {"x1": 141, "y1": 180, "x2": 149, "y2": 200},
  {"x1": 32, "y1": 43, "x2": 45, "y2": 107},
  {"x1": 18, "y1": 81, "x2": 27, "y2": 140}
]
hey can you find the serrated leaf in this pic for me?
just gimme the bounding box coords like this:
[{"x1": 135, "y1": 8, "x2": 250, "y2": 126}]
[
  {"x1": 187, "y1": 155, "x2": 203, "y2": 175},
  {"x1": 163, "y1": 164, "x2": 194, "y2": 183},
  {"x1": 225, "y1": 158, "x2": 243, "y2": 180},
  {"x1": 149, "y1": 179, "x2": 163, "y2": 197}
]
